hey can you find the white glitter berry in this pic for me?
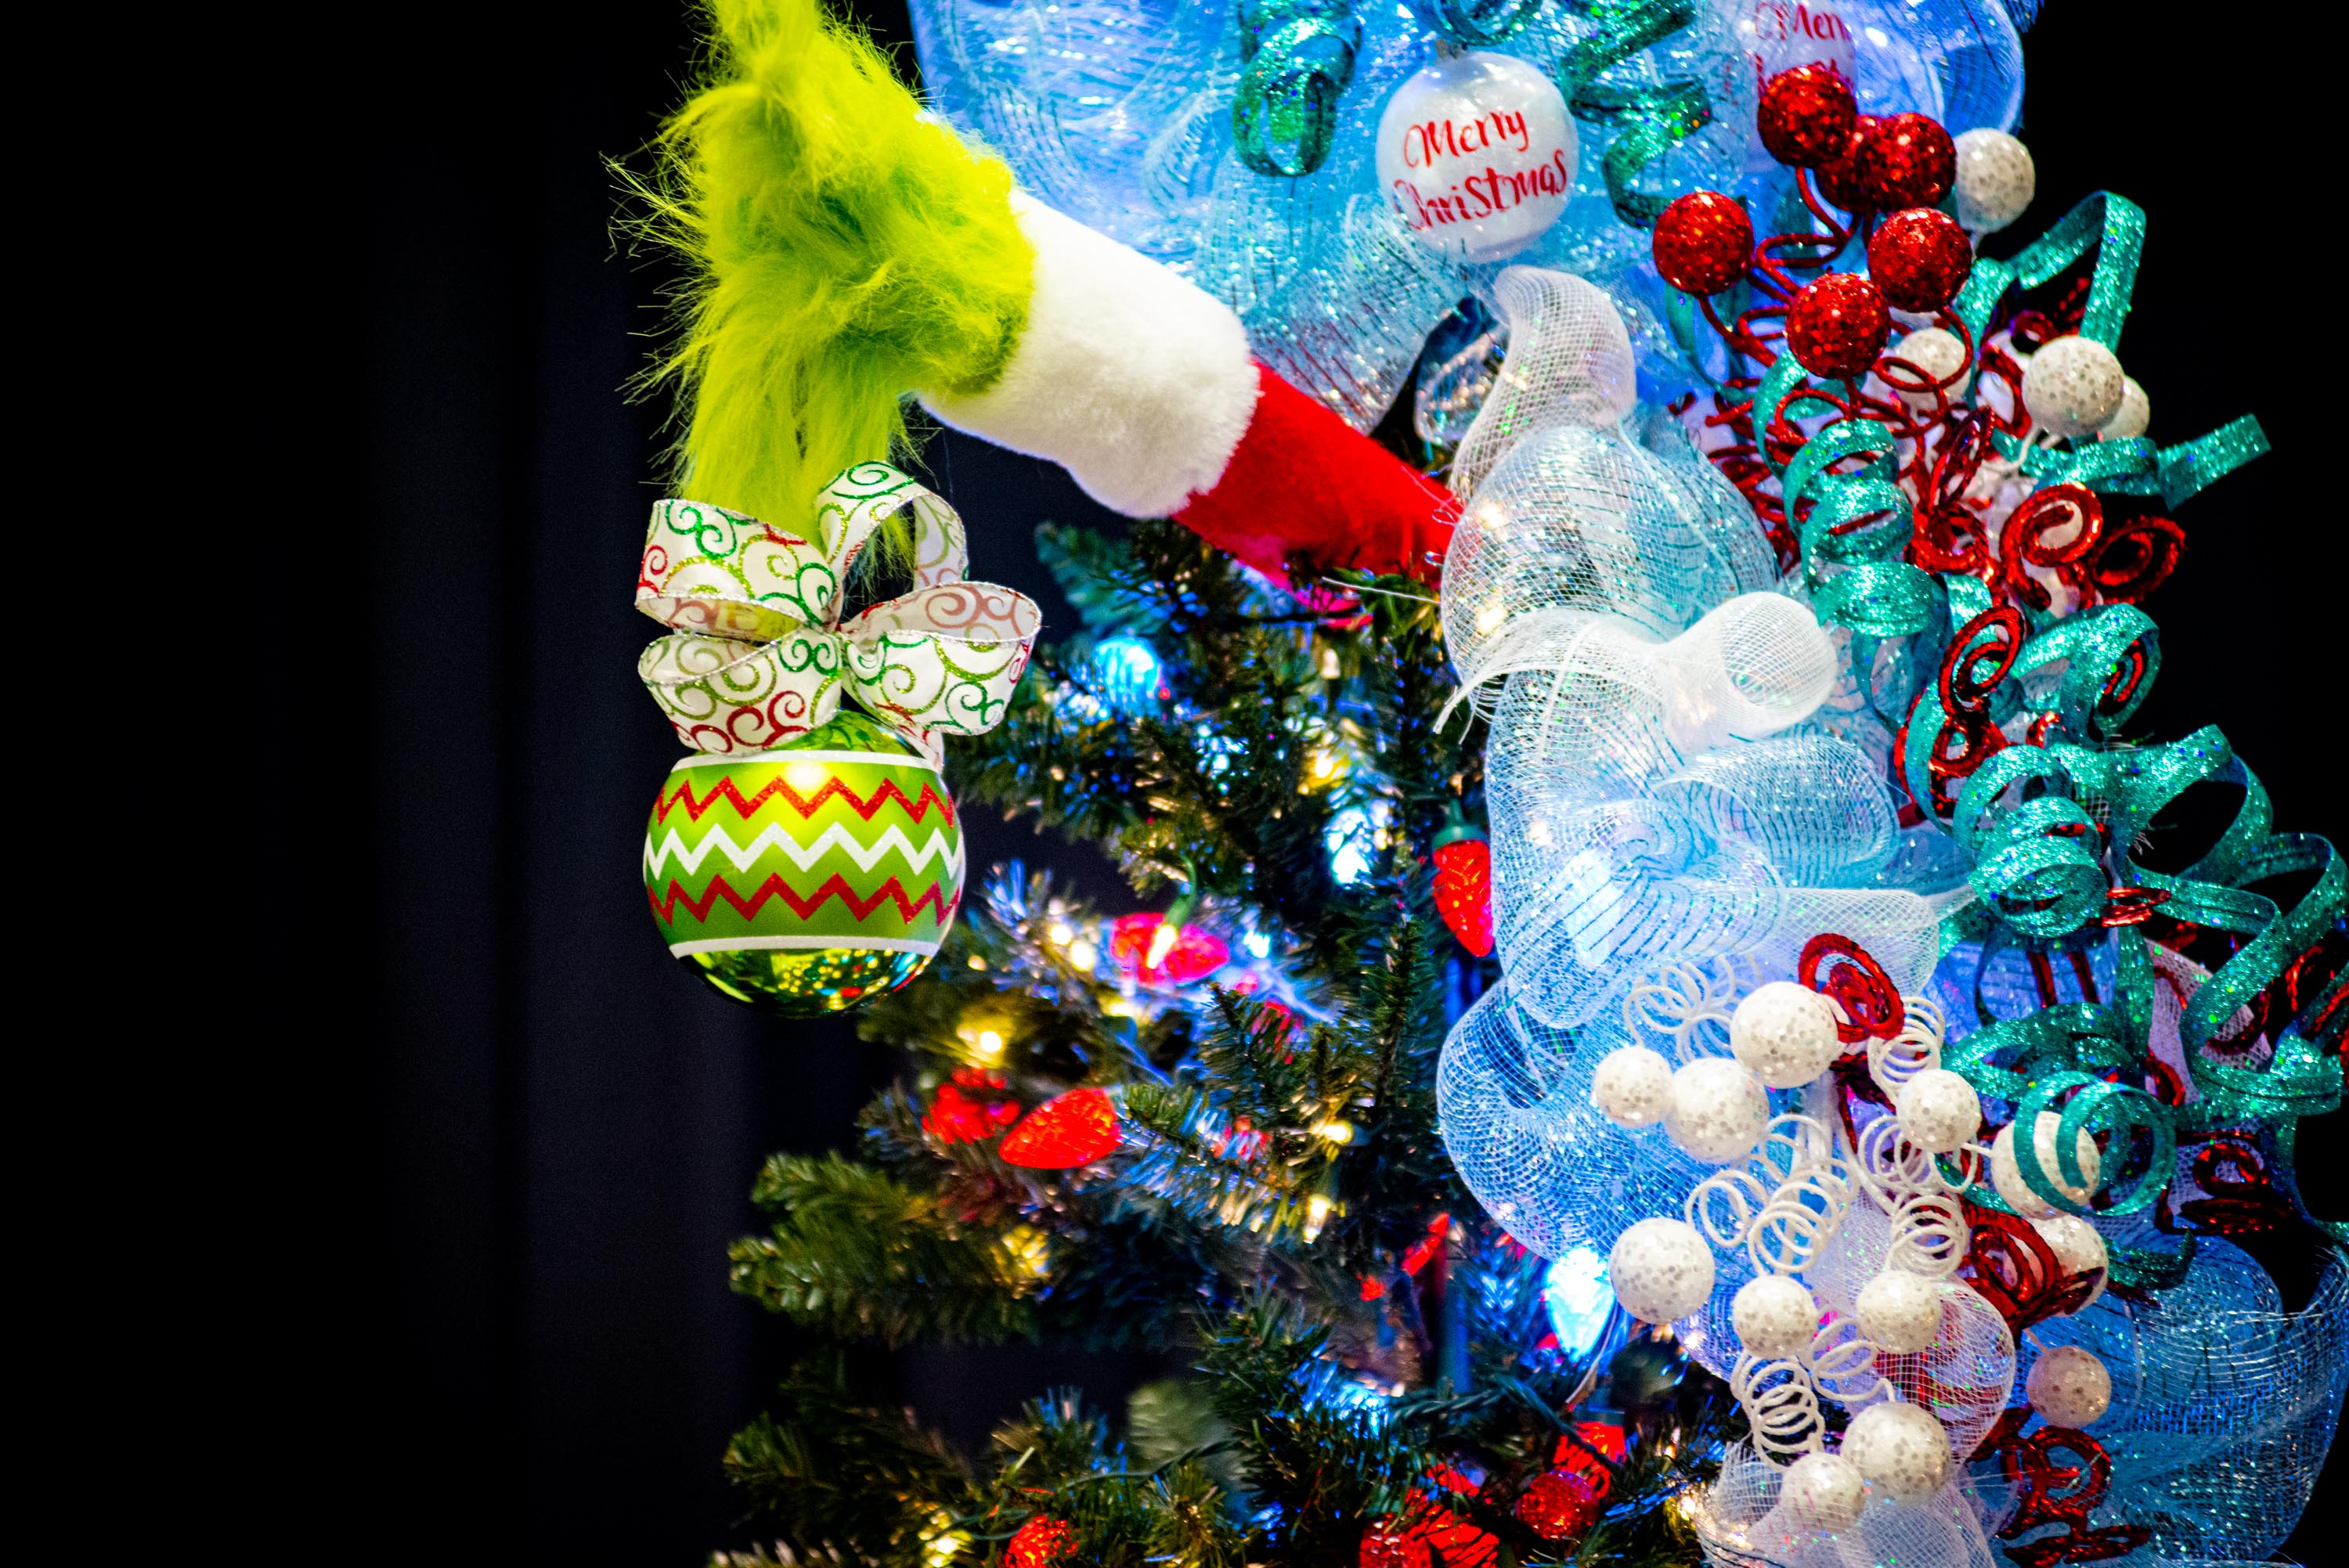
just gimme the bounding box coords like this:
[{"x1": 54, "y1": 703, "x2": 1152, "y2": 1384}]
[
  {"x1": 2032, "y1": 1213, "x2": 2109, "y2": 1307},
  {"x1": 2099, "y1": 375, "x2": 2150, "y2": 442},
  {"x1": 1842, "y1": 1400, "x2": 1954, "y2": 1498},
  {"x1": 1952, "y1": 128, "x2": 2034, "y2": 233},
  {"x1": 1665, "y1": 1056, "x2": 1772, "y2": 1162},
  {"x1": 1729, "y1": 981, "x2": 1842, "y2": 1089},
  {"x1": 2023, "y1": 335, "x2": 2127, "y2": 440},
  {"x1": 1886, "y1": 326, "x2": 1969, "y2": 409},
  {"x1": 1781, "y1": 1451, "x2": 1867, "y2": 1531},
  {"x1": 1608, "y1": 1217, "x2": 1716, "y2": 1325},
  {"x1": 2026, "y1": 1344, "x2": 2113, "y2": 1428},
  {"x1": 1894, "y1": 1069, "x2": 1981, "y2": 1154},
  {"x1": 1733, "y1": 1274, "x2": 1820, "y2": 1358},
  {"x1": 1591, "y1": 1045, "x2": 1675, "y2": 1128},
  {"x1": 1990, "y1": 1112, "x2": 2101, "y2": 1217},
  {"x1": 1855, "y1": 1269, "x2": 1943, "y2": 1354}
]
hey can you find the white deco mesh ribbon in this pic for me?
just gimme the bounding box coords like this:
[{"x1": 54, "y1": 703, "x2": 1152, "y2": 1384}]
[{"x1": 636, "y1": 463, "x2": 1042, "y2": 762}]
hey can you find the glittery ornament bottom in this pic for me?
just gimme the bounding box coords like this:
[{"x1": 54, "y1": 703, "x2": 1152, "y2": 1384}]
[{"x1": 680, "y1": 946, "x2": 931, "y2": 1016}]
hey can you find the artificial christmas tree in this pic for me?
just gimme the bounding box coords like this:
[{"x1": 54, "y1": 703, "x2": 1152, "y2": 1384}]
[{"x1": 612, "y1": 0, "x2": 2347, "y2": 1563}]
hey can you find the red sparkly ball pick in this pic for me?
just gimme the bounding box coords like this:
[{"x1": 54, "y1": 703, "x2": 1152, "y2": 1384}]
[
  {"x1": 1813, "y1": 113, "x2": 1878, "y2": 213},
  {"x1": 1867, "y1": 207, "x2": 1973, "y2": 312},
  {"x1": 1004, "y1": 1516, "x2": 1080, "y2": 1568},
  {"x1": 1000, "y1": 1087, "x2": 1120, "y2": 1169},
  {"x1": 1755, "y1": 64, "x2": 1857, "y2": 168},
  {"x1": 1856, "y1": 112, "x2": 1958, "y2": 211},
  {"x1": 1785, "y1": 272, "x2": 1889, "y2": 380},
  {"x1": 1516, "y1": 1466, "x2": 1607, "y2": 1542},
  {"x1": 1651, "y1": 192, "x2": 1753, "y2": 297}
]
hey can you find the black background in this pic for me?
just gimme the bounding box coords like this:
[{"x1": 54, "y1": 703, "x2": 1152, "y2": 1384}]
[{"x1": 340, "y1": 2, "x2": 2345, "y2": 1560}]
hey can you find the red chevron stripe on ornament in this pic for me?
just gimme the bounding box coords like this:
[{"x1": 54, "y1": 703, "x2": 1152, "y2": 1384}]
[
  {"x1": 654, "y1": 773, "x2": 957, "y2": 827},
  {"x1": 647, "y1": 870, "x2": 958, "y2": 925}
]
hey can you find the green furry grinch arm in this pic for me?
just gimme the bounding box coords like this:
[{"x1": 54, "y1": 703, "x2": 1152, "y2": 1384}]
[{"x1": 630, "y1": 0, "x2": 1033, "y2": 531}]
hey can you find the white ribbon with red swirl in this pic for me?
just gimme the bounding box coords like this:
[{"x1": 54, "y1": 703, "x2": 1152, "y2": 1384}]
[{"x1": 637, "y1": 463, "x2": 1041, "y2": 762}]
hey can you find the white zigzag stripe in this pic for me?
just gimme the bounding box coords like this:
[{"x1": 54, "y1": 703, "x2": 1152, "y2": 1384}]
[{"x1": 644, "y1": 820, "x2": 965, "y2": 879}]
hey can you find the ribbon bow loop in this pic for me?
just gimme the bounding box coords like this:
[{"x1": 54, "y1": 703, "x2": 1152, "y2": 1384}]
[{"x1": 636, "y1": 463, "x2": 1041, "y2": 762}]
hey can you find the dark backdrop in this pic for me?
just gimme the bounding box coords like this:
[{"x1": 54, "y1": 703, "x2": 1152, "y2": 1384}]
[{"x1": 348, "y1": 3, "x2": 2344, "y2": 1560}]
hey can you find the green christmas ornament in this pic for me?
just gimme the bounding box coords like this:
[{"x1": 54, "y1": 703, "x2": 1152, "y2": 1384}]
[{"x1": 644, "y1": 710, "x2": 965, "y2": 1015}]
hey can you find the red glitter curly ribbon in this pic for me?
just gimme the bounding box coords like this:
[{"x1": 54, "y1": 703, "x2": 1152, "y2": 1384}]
[
  {"x1": 1960, "y1": 1201, "x2": 2102, "y2": 1334},
  {"x1": 1976, "y1": 1408, "x2": 2152, "y2": 1566},
  {"x1": 1799, "y1": 933, "x2": 1905, "y2": 1044}
]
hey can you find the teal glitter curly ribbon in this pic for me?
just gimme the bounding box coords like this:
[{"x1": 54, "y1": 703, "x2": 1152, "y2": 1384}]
[
  {"x1": 1992, "y1": 416, "x2": 2270, "y2": 510},
  {"x1": 1233, "y1": 0, "x2": 1361, "y2": 177},
  {"x1": 1939, "y1": 1008, "x2": 2177, "y2": 1218},
  {"x1": 1952, "y1": 192, "x2": 2145, "y2": 349},
  {"x1": 1429, "y1": 0, "x2": 1543, "y2": 46},
  {"x1": 1556, "y1": 0, "x2": 1714, "y2": 228}
]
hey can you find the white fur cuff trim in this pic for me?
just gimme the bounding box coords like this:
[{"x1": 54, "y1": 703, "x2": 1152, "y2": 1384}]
[{"x1": 920, "y1": 196, "x2": 1261, "y2": 518}]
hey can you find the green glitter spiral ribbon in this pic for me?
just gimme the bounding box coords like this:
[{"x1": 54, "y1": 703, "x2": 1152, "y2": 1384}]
[
  {"x1": 1428, "y1": 0, "x2": 1543, "y2": 47},
  {"x1": 1232, "y1": 0, "x2": 1362, "y2": 178},
  {"x1": 1556, "y1": 0, "x2": 1715, "y2": 228}
]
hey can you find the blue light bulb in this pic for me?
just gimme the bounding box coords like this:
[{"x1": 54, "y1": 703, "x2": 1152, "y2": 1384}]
[
  {"x1": 1545, "y1": 1245, "x2": 1615, "y2": 1360},
  {"x1": 1092, "y1": 634, "x2": 1164, "y2": 714}
]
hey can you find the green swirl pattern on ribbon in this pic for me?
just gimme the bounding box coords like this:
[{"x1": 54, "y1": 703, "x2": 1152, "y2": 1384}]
[
  {"x1": 1555, "y1": 0, "x2": 1714, "y2": 228},
  {"x1": 1232, "y1": 0, "x2": 1361, "y2": 178},
  {"x1": 637, "y1": 463, "x2": 1042, "y2": 762}
]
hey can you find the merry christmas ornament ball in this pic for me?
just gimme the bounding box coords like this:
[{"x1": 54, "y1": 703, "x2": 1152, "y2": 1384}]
[
  {"x1": 1781, "y1": 1451, "x2": 1867, "y2": 1531},
  {"x1": 1609, "y1": 1217, "x2": 1716, "y2": 1324},
  {"x1": 1730, "y1": 979, "x2": 1841, "y2": 1087},
  {"x1": 1842, "y1": 1400, "x2": 1953, "y2": 1498},
  {"x1": 644, "y1": 710, "x2": 962, "y2": 1015},
  {"x1": 1377, "y1": 52, "x2": 1576, "y2": 262},
  {"x1": 2026, "y1": 1344, "x2": 2113, "y2": 1428},
  {"x1": 1592, "y1": 1045, "x2": 1676, "y2": 1127}
]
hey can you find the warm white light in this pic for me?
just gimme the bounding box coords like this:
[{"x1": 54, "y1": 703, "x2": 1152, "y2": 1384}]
[
  {"x1": 785, "y1": 759, "x2": 829, "y2": 791},
  {"x1": 1047, "y1": 921, "x2": 1073, "y2": 946},
  {"x1": 975, "y1": 1029, "x2": 1004, "y2": 1058}
]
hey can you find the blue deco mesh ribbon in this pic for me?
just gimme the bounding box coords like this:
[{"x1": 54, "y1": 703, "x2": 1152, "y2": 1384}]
[
  {"x1": 1555, "y1": 0, "x2": 1714, "y2": 229},
  {"x1": 1232, "y1": 0, "x2": 1362, "y2": 177}
]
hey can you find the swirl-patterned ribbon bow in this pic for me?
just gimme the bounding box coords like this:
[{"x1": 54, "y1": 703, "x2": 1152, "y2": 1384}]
[{"x1": 635, "y1": 463, "x2": 1041, "y2": 763}]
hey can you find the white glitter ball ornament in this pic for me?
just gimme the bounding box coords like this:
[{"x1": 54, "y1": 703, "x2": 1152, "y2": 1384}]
[
  {"x1": 1730, "y1": 981, "x2": 1842, "y2": 1089},
  {"x1": 1842, "y1": 1401, "x2": 1954, "y2": 1498},
  {"x1": 1990, "y1": 1112, "x2": 2101, "y2": 1217},
  {"x1": 1886, "y1": 327, "x2": 1968, "y2": 409},
  {"x1": 1781, "y1": 1451, "x2": 1867, "y2": 1531},
  {"x1": 1733, "y1": 1274, "x2": 1820, "y2": 1358},
  {"x1": 1855, "y1": 1269, "x2": 1943, "y2": 1354},
  {"x1": 1952, "y1": 128, "x2": 2034, "y2": 233},
  {"x1": 1592, "y1": 1045, "x2": 1676, "y2": 1128},
  {"x1": 1666, "y1": 1056, "x2": 1772, "y2": 1162},
  {"x1": 1609, "y1": 1217, "x2": 1717, "y2": 1324},
  {"x1": 2022, "y1": 336, "x2": 2127, "y2": 440},
  {"x1": 1894, "y1": 1069, "x2": 1981, "y2": 1154},
  {"x1": 2032, "y1": 1213, "x2": 2109, "y2": 1307},
  {"x1": 2026, "y1": 1344, "x2": 2113, "y2": 1427},
  {"x1": 2099, "y1": 375, "x2": 2150, "y2": 442}
]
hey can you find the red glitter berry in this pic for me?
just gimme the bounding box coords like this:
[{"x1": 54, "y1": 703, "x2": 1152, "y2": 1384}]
[
  {"x1": 1516, "y1": 1467, "x2": 1607, "y2": 1542},
  {"x1": 1785, "y1": 271, "x2": 1889, "y2": 380},
  {"x1": 1855, "y1": 112, "x2": 1958, "y2": 211},
  {"x1": 1755, "y1": 63, "x2": 1857, "y2": 168},
  {"x1": 1651, "y1": 191, "x2": 1753, "y2": 297},
  {"x1": 1867, "y1": 207, "x2": 1973, "y2": 312},
  {"x1": 999, "y1": 1087, "x2": 1120, "y2": 1168},
  {"x1": 1004, "y1": 1516, "x2": 1078, "y2": 1568},
  {"x1": 1813, "y1": 113, "x2": 1877, "y2": 213}
]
